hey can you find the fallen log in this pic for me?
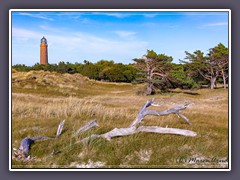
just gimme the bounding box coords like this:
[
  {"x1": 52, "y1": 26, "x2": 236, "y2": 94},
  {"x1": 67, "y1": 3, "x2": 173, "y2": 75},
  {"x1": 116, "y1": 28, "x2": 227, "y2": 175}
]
[
  {"x1": 76, "y1": 99, "x2": 197, "y2": 144},
  {"x1": 78, "y1": 126, "x2": 197, "y2": 144},
  {"x1": 13, "y1": 120, "x2": 65, "y2": 158},
  {"x1": 136, "y1": 126, "x2": 197, "y2": 136}
]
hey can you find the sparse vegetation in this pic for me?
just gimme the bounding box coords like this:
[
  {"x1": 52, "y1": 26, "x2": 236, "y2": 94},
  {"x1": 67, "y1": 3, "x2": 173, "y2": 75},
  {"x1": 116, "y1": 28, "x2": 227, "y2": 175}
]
[{"x1": 11, "y1": 70, "x2": 228, "y2": 169}]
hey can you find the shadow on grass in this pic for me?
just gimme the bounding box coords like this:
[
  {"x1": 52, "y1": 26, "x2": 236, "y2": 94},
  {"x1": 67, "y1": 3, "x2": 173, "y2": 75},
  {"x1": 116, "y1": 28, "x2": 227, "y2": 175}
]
[
  {"x1": 169, "y1": 90, "x2": 200, "y2": 96},
  {"x1": 182, "y1": 91, "x2": 200, "y2": 95}
]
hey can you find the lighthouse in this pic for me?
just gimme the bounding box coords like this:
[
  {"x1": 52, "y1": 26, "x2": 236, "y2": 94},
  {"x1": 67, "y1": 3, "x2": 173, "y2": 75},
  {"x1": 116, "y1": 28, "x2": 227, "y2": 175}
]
[{"x1": 40, "y1": 36, "x2": 48, "y2": 65}]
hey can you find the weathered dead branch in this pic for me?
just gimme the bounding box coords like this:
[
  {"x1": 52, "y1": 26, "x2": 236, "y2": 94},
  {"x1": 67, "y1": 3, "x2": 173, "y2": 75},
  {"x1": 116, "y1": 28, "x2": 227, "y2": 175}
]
[
  {"x1": 136, "y1": 126, "x2": 197, "y2": 136},
  {"x1": 129, "y1": 98, "x2": 192, "y2": 127},
  {"x1": 78, "y1": 125, "x2": 197, "y2": 144},
  {"x1": 13, "y1": 119, "x2": 65, "y2": 158},
  {"x1": 56, "y1": 119, "x2": 65, "y2": 138},
  {"x1": 76, "y1": 99, "x2": 197, "y2": 144},
  {"x1": 72, "y1": 120, "x2": 99, "y2": 137}
]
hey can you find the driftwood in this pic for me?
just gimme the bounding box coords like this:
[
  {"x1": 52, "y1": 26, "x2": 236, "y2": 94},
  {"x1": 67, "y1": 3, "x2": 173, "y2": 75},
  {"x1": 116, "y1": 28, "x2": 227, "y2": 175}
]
[
  {"x1": 72, "y1": 120, "x2": 99, "y2": 137},
  {"x1": 79, "y1": 126, "x2": 197, "y2": 143},
  {"x1": 56, "y1": 119, "x2": 65, "y2": 138},
  {"x1": 13, "y1": 120, "x2": 65, "y2": 158},
  {"x1": 76, "y1": 99, "x2": 197, "y2": 144},
  {"x1": 129, "y1": 98, "x2": 192, "y2": 127}
]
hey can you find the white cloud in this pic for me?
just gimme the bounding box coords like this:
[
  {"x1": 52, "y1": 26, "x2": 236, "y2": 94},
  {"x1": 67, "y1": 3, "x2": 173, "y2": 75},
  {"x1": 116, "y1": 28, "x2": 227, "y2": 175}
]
[
  {"x1": 18, "y1": 12, "x2": 54, "y2": 21},
  {"x1": 182, "y1": 12, "x2": 228, "y2": 16},
  {"x1": 143, "y1": 14, "x2": 158, "y2": 18},
  {"x1": 38, "y1": 25, "x2": 71, "y2": 34},
  {"x1": 57, "y1": 13, "x2": 90, "y2": 23},
  {"x1": 12, "y1": 27, "x2": 42, "y2": 41},
  {"x1": 105, "y1": 13, "x2": 130, "y2": 18},
  {"x1": 114, "y1": 31, "x2": 137, "y2": 38},
  {"x1": 205, "y1": 22, "x2": 228, "y2": 26},
  {"x1": 71, "y1": 32, "x2": 147, "y2": 54},
  {"x1": 70, "y1": 15, "x2": 81, "y2": 20},
  {"x1": 79, "y1": 17, "x2": 91, "y2": 24}
]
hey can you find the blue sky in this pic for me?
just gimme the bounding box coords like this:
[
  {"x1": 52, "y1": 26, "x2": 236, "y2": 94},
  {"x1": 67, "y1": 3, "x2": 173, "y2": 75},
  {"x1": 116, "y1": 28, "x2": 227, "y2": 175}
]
[{"x1": 11, "y1": 10, "x2": 229, "y2": 65}]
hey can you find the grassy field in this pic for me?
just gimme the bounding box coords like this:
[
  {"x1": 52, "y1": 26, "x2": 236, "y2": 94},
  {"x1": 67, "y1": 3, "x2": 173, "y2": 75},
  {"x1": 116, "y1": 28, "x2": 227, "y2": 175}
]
[{"x1": 11, "y1": 70, "x2": 229, "y2": 169}]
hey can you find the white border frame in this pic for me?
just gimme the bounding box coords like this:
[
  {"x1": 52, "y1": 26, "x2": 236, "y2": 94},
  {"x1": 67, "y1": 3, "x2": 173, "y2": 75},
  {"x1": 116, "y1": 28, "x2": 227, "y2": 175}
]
[{"x1": 9, "y1": 9, "x2": 231, "y2": 171}]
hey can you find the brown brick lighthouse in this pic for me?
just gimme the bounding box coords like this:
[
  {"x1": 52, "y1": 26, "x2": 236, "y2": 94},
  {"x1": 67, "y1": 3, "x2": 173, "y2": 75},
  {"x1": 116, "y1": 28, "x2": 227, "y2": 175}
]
[{"x1": 40, "y1": 36, "x2": 48, "y2": 65}]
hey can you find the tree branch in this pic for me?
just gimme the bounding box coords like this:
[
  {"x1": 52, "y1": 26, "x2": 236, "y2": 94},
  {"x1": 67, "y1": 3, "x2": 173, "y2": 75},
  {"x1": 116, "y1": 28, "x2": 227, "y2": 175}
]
[
  {"x1": 77, "y1": 125, "x2": 196, "y2": 144},
  {"x1": 137, "y1": 126, "x2": 196, "y2": 136},
  {"x1": 56, "y1": 119, "x2": 65, "y2": 138},
  {"x1": 72, "y1": 120, "x2": 99, "y2": 137},
  {"x1": 76, "y1": 99, "x2": 196, "y2": 144},
  {"x1": 152, "y1": 72, "x2": 167, "y2": 77},
  {"x1": 129, "y1": 99, "x2": 192, "y2": 127},
  {"x1": 198, "y1": 69, "x2": 211, "y2": 80}
]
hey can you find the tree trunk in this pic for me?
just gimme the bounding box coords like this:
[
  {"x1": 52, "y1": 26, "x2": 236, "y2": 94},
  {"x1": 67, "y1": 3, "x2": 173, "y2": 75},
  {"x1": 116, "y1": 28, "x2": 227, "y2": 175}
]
[
  {"x1": 223, "y1": 76, "x2": 226, "y2": 89},
  {"x1": 221, "y1": 70, "x2": 227, "y2": 89},
  {"x1": 146, "y1": 83, "x2": 153, "y2": 95},
  {"x1": 210, "y1": 76, "x2": 217, "y2": 89},
  {"x1": 145, "y1": 69, "x2": 153, "y2": 95}
]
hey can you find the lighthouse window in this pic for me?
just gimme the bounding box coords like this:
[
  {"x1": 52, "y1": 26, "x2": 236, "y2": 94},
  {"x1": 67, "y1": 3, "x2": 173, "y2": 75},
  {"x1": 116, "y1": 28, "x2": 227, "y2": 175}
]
[{"x1": 41, "y1": 39, "x2": 47, "y2": 43}]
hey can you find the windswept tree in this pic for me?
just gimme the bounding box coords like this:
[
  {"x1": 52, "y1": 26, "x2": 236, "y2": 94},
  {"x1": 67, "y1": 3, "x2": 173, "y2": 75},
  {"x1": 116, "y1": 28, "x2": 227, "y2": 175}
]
[
  {"x1": 208, "y1": 43, "x2": 229, "y2": 89},
  {"x1": 133, "y1": 50, "x2": 174, "y2": 95},
  {"x1": 169, "y1": 63, "x2": 199, "y2": 89},
  {"x1": 182, "y1": 43, "x2": 228, "y2": 89},
  {"x1": 182, "y1": 50, "x2": 220, "y2": 89}
]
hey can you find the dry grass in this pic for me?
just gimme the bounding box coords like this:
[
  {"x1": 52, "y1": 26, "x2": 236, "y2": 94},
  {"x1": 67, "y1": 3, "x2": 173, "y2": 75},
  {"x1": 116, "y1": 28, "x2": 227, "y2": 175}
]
[{"x1": 11, "y1": 70, "x2": 229, "y2": 169}]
